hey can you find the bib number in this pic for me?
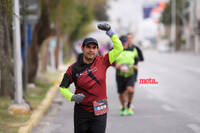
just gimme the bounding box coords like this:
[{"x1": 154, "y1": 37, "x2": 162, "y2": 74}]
[
  {"x1": 120, "y1": 64, "x2": 129, "y2": 72},
  {"x1": 93, "y1": 99, "x2": 108, "y2": 116}
]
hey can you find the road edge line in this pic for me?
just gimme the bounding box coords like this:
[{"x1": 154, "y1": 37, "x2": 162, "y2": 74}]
[{"x1": 18, "y1": 74, "x2": 61, "y2": 133}]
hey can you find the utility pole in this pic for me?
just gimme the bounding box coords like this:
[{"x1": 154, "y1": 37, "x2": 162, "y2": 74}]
[
  {"x1": 170, "y1": 0, "x2": 176, "y2": 51},
  {"x1": 189, "y1": 0, "x2": 195, "y2": 51},
  {"x1": 181, "y1": 0, "x2": 190, "y2": 51},
  {"x1": 13, "y1": 0, "x2": 23, "y2": 104},
  {"x1": 9, "y1": 0, "x2": 30, "y2": 115},
  {"x1": 194, "y1": 0, "x2": 200, "y2": 53}
]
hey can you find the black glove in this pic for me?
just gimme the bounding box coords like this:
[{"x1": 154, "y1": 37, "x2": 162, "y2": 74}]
[
  {"x1": 98, "y1": 23, "x2": 115, "y2": 37},
  {"x1": 71, "y1": 93, "x2": 85, "y2": 104},
  {"x1": 97, "y1": 23, "x2": 111, "y2": 31}
]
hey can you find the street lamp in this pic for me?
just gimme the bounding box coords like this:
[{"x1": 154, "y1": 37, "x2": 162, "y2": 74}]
[
  {"x1": 170, "y1": 0, "x2": 176, "y2": 51},
  {"x1": 8, "y1": 0, "x2": 30, "y2": 115}
]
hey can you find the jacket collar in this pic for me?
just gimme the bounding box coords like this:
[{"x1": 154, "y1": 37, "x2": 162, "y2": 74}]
[{"x1": 77, "y1": 53, "x2": 96, "y2": 66}]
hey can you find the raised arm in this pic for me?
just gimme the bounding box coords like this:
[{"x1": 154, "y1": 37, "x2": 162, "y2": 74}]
[
  {"x1": 97, "y1": 23, "x2": 123, "y2": 64},
  {"x1": 108, "y1": 34, "x2": 123, "y2": 64}
]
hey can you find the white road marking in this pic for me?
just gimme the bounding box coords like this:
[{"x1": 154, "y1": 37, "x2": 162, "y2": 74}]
[
  {"x1": 161, "y1": 104, "x2": 175, "y2": 112},
  {"x1": 187, "y1": 124, "x2": 200, "y2": 133},
  {"x1": 182, "y1": 66, "x2": 200, "y2": 74}
]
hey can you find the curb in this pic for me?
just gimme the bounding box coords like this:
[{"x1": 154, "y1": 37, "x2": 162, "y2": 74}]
[{"x1": 18, "y1": 73, "x2": 63, "y2": 133}]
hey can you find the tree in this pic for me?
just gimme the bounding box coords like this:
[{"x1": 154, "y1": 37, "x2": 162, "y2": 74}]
[
  {"x1": 28, "y1": 0, "x2": 51, "y2": 82},
  {"x1": 0, "y1": 0, "x2": 14, "y2": 97},
  {"x1": 49, "y1": 0, "x2": 86, "y2": 69},
  {"x1": 49, "y1": 0, "x2": 95, "y2": 41},
  {"x1": 0, "y1": 0, "x2": 110, "y2": 97},
  {"x1": 161, "y1": 0, "x2": 189, "y2": 51},
  {"x1": 28, "y1": 0, "x2": 109, "y2": 81},
  {"x1": 28, "y1": 0, "x2": 94, "y2": 80},
  {"x1": 91, "y1": 0, "x2": 109, "y2": 21}
]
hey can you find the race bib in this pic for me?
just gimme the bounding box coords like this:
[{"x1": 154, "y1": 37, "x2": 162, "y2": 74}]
[
  {"x1": 93, "y1": 99, "x2": 108, "y2": 116},
  {"x1": 120, "y1": 64, "x2": 129, "y2": 73}
]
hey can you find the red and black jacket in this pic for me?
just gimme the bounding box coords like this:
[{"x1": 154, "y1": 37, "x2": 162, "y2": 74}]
[{"x1": 60, "y1": 53, "x2": 111, "y2": 112}]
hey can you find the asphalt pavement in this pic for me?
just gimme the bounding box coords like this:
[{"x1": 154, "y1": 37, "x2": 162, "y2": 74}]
[{"x1": 31, "y1": 50, "x2": 200, "y2": 133}]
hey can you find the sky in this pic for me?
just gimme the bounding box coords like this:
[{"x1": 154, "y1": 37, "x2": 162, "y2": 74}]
[
  {"x1": 107, "y1": 0, "x2": 143, "y2": 33},
  {"x1": 106, "y1": 0, "x2": 169, "y2": 40},
  {"x1": 88, "y1": 0, "x2": 169, "y2": 44}
]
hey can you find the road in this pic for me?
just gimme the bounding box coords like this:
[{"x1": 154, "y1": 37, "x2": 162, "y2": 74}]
[{"x1": 31, "y1": 50, "x2": 200, "y2": 133}]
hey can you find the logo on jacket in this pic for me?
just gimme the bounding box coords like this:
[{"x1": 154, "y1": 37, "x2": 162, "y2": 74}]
[{"x1": 76, "y1": 67, "x2": 97, "y2": 78}]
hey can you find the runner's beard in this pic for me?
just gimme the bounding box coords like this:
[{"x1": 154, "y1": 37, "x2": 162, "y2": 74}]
[{"x1": 85, "y1": 55, "x2": 96, "y2": 62}]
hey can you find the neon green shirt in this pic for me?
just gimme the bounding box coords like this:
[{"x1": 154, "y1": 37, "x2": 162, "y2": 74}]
[{"x1": 116, "y1": 48, "x2": 138, "y2": 77}]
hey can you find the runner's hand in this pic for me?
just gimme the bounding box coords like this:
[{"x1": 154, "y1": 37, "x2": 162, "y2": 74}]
[
  {"x1": 134, "y1": 65, "x2": 138, "y2": 70},
  {"x1": 71, "y1": 93, "x2": 85, "y2": 104},
  {"x1": 97, "y1": 23, "x2": 111, "y2": 31},
  {"x1": 116, "y1": 64, "x2": 121, "y2": 69},
  {"x1": 97, "y1": 23, "x2": 115, "y2": 37}
]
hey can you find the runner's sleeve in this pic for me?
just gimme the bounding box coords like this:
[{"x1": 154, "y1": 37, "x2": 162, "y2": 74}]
[
  {"x1": 108, "y1": 34, "x2": 123, "y2": 64},
  {"x1": 133, "y1": 48, "x2": 138, "y2": 65},
  {"x1": 134, "y1": 48, "x2": 138, "y2": 58},
  {"x1": 136, "y1": 46, "x2": 144, "y2": 61},
  {"x1": 59, "y1": 66, "x2": 74, "y2": 101}
]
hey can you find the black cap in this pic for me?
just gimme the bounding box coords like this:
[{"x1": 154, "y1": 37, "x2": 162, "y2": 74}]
[
  {"x1": 119, "y1": 35, "x2": 128, "y2": 43},
  {"x1": 82, "y1": 37, "x2": 98, "y2": 47}
]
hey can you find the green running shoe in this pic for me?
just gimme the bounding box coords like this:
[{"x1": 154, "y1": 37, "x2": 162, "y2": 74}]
[
  {"x1": 127, "y1": 107, "x2": 134, "y2": 115},
  {"x1": 120, "y1": 108, "x2": 127, "y2": 116}
]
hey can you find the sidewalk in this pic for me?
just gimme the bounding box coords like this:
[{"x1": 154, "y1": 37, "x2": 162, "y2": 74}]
[
  {"x1": 18, "y1": 58, "x2": 74, "y2": 133},
  {"x1": 18, "y1": 72, "x2": 63, "y2": 133}
]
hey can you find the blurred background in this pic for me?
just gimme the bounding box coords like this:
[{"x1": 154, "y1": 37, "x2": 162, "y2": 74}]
[{"x1": 0, "y1": 0, "x2": 200, "y2": 133}]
